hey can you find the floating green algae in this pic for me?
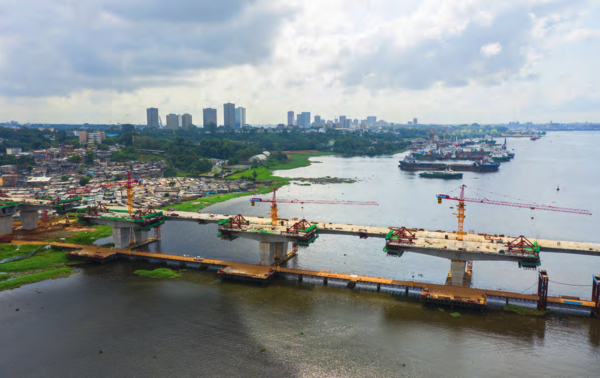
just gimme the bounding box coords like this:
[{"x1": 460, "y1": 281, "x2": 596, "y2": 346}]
[{"x1": 134, "y1": 268, "x2": 181, "y2": 279}]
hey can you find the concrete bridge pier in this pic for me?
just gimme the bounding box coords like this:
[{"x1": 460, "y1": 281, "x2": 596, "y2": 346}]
[
  {"x1": 20, "y1": 210, "x2": 39, "y2": 230},
  {"x1": 0, "y1": 215, "x2": 13, "y2": 235},
  {"x1": 113, "y1": 227, "x2": 132, "y2": 249},
  {"x1": 134, "y1": 230, "x2": 149, "y2": 244},
  {"x1": 451, "y1": 260, "x2": 467, "y2": 287},
  {"x1": 259, "y1": 242, "x2": 290, "y2": 265}
]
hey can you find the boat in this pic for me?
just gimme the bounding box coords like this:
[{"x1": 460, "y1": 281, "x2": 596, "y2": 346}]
[
  {"x1": 419, "y1": 169, "x2": 463, "y2": 179},
  {"x1": 398, "y1": 154, "x2": 446, "y2": 171},
  {"x1": 491, "y1": 152, "x2": 511, "y2": 162},
  {"x1": 531, "y1": 135, "x2": 540, "y2": 141},
  {"x1": 448, "y1": 157, "x2": 500, "y2": 172}
]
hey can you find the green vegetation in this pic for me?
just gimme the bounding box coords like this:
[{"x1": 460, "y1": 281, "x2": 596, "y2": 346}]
[
  {"x1": 227, "y1": 152, "x2": 334, "y2": 181},
  {"x1": 0, "y1": 273, "x2": 9, "y2": 282},
  {"x1": 0, "y1": 244, "x2": 40, "y2": 260},
  {"x1": 450, "y1": 312, "x2": 462, "y2": 317},
  {"x1": 61, "y1": 175, "x2": 69, "y2": 181},
  {"x1": 165, "y1": 184, "x2": 280, "y2": 212},
  {"x1": 53, "y1": 225, "x2": 113, "y2": 245},
  {"x1": 134, "y1": 268, "x2": 181, "y2": 279},
  {"x1": 0, "y1": 247, "x2": 71, "y2": 272},
  {"x1": 0, "y1": 268, "x2": 72, "y2": 291},
  {"x1": 79, "y1": 176, "x2": 90, "y2": 186},
  {"x1": 137, "y1": 154, "x2": 165, "y2": 162},
  {"x1": 504, "y1": 304, "x2": 551, "y2": 316}
]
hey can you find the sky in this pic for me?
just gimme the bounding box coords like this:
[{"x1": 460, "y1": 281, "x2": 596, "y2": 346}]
[{"x1": 0, "y1": 0, "x2": 599, "y2": 125}]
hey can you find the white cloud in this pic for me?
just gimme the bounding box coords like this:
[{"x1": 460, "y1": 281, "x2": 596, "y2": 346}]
[{"x1": 481, "y1": 42, "x2": 502, "y2": 57}]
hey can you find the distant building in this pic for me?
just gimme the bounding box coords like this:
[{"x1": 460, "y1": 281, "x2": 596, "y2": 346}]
[
  {"x1": 339, "y1": 116, "x2": 347, "y2": 128},
  {"x1": 0, "y1": 174, "x2": 20, "y2": 187},
  {"x1": 6, "y1": 147, "x2": 22, "y2": 155},
  {"x1": 287, "y1": 111, "x2": 294, "y2": 126},
  {"x1": 78, "y1": 131, "x2": 88, "y2": 144},
  {"x1": 0, "y1": 164, "x2": 17, "y2": 173},
  {"x1": 296, "y1": 114, "x2": 302, "y2": 127},
  {"x1": 367, "y1": 116, "x2": 377, "y2": 127},
  {"x1": 413, "y1": 118, "x2": 418, "y2": 125},
  {"x1": 224, "y1": 103, "x2": 235, "y2": 128},
  {"x1": 87, "y1": 132, "x2": 105, "y2": 144},
  {"x1": 146, "y1": 108, "x2": 159, "y2": 129},
  {"x1": 314, "y1": 115, "x2": 322, "y2": 126},
  {"x1": 300, "y1": 112, "x2": 311, "y2": 128},
  {"x1": 166, "y1": 114, "x2": 179, "y2": 130},
  {"x1": 235, "y1": 107, "x2": 246, "y2": 130},
  {"x1": 181, "y1": 113, "x2": 193, "y2": 129},
  {"x1": 203, "y1": 108, "x2": 217, "y2": 128}
]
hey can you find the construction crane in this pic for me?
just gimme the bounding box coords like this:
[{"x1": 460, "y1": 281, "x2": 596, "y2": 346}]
[
  {"x1": 251, "y1": 188, "x2": 378, "y2": 225},
  {"x1": 67, "y1": 171, "x2": 141, "y2": 214},
  {"x1": 437, "y1": 184, "x2": 592, "y2": 241}
]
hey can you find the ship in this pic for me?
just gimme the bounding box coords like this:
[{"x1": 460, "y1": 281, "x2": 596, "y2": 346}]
[
  {"x1": 399, "y1": 154, "x2": 500, "y2": 172},
  {"x1": 419, "y1": 169, "x2": 463, "y2": 179},
  {"x1": 398, "y1": 154, "x2": 446, "y2": 171},
  {"x1": 531, "y1": 135, "x2": 541, "y2": 141}
]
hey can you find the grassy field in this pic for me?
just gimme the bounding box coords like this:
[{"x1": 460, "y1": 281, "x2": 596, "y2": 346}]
[
  {"x1": 135, "y1": 268, "x2": 181, "y2": 279},
  {"x1": 0, "y1": 244, "x2": 40, "y2": 260},
  {"x1": 137, "y1": 154, "x2": 165, "y2": 162},
  {"x1": 226, "y1": 152, "x2": 336, "y2": 181},
  {"x1": 165, "y1": 184, "x2": 281, "y2": 212},
  {"x1": 0, "y1": 247, "x2": 72, "y2": 272},
  {"x1": 0, "y1": 268, "x2": 72, "y2": 291},
  {"x1": 51, "y1": 225, "x2": 113, "y2": 245}
]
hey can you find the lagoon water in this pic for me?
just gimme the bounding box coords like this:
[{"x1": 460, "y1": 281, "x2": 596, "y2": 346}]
[{"x1": 1, "y1": 132, "x2": 599, "y2": 377}]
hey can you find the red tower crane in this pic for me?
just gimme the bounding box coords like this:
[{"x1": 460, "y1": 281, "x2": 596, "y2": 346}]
[
  {"x1": 251, "y1": 188, "x2": 378, "y2": 225},
  {"x1": 437, "y1": 184, "x2": 592, "y2": 241}
]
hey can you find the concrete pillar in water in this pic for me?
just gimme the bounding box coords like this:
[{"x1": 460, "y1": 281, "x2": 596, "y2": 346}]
[
  {"x1": 451, "y1": 260, "x2": 466, "y2": 287},
  {"x1": 21, "y1": 210, "x2": 39, "y2": 230},
  {"x1": 0, "y1": 215, "x2": 12, "y2": 235},
  {"x1": 113, "y1": 227, "x2": 132, "y2": 249},
  {"x1": 259, "y1": 242, "x2": 276, "y2": 265},
  {"x1": 134, "y1": 230, "x2": 149, "y2": 244},
  {"x1": 274, "y1": 242, "x2": 289, "y2": 260}
]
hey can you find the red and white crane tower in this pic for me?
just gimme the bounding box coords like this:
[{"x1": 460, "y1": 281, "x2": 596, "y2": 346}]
[
  {"x1": 251, "y1": 188, "x2": 378, "y2": 225},
  {"x1": 437, "y1": 184, "x2": 592, "y2": 241}
]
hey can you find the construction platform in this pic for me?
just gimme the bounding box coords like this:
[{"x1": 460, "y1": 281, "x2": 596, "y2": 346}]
[{"x1": 8, "y1": 240, "x2": 594, "y2": 316}]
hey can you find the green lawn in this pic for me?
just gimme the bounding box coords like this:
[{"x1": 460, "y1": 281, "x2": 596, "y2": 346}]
[
  {"x1": 0, "y1": 244, "x2": 40, "y2": 260},
  {"x1": 165, "y1": 184, "x2": 281, "y2": 212},
  {"x1": 0, "y1": 248, "x2": 72, "y2": 272},
  {"x1": 226, "y1": 152, "x2": 336, "y2": 181},
  {"x1": 137, "y1": 154, "x2": 165, "y2": 162},
  {"x1": 52, "y1": 225, "x2": 113, "y2": 245},
  {"x1": 0, "y1": 268, "x2": 72, "y2": 291}
]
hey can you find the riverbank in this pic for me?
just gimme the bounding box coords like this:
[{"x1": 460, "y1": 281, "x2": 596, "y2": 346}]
[{"x1": 165, "y1": 152, "x2": 337, "y2": 212}]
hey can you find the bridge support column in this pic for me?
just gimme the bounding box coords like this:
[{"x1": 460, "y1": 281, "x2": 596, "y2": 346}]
[
  {"x1": 259, "y1": 242, "x2": 276, "y2": 265},
  {"x1": 134, "y1": 230, "x2": 149, "y2": 245},
  {"x1": 274, "y1": 242, "x2": 289, "y2": 260},
  {"x1": 451, "y1": 260, "x2": 466, "y2": 287},
  {"x1": 0, "y1": 215, "x2": 12, "y2": 235},
  {"x1": 113, "y1": 227, "x2": 132, "y2": 249},
  {"x1": 21, "y1": 210, "x2": 39, "y2": 230}
]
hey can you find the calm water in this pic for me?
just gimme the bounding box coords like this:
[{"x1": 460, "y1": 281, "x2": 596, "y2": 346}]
[{"x1": 1, "y1": 132, "x2": 599, "y2": 377}]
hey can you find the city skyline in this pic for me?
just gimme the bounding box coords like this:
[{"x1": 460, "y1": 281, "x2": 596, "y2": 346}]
[{"x1": 1, "y1": 1, "x2": 600, "y2": 125}]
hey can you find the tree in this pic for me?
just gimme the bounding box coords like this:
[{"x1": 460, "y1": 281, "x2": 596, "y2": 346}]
[
  {"x1": 115, "y1": 173, "x2": 124, "y2": 181},
  {"x1": 163, "y1": 167, "x2": 177, "y2": 178},
  {"x1": 206, "y1": 123, "x2": 217, "y2": 134},
  {"x1": 26, "y1": 164, "x2": 34, "y2": 171},
  {"x1": 79, "y1": 176, "x2": 90, "y2": 186},
  {"x1": 84, "y1": 150, "x2": 95, "y2": 166},
  {"x1": 70, "y1": 154, "x2": 81, "y2": 163},
  {"x1": 164, "y1": 193, "x2": 170, "y2": 197},
  {"x1": 252, "y1": 171, "x2": 258, "y2": 179},
  {"x1": 121, "y1": 124, "x2": 136, "y2": 134},
  {"x1": 61, "y1": 175, "x2": 69, "y2": 181},
  {"x1": 168, "y1": 181, "x2": 176, "y2": 187}
]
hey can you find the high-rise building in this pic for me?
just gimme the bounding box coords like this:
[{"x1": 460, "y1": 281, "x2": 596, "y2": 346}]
[
  {"x1": 224, "y1": 103, "x2": 235, "y2": 128},
  {"x1": 287, "y1": 111, "x2": 294, "y2": 126},
  {"x1": 300, "y1": 112, "x2": 311, "y2": 127},
  {"x1": 203, "y1": 108, "x2": 217, "y2": 128},
  {"x1": 314, "y1": 115, "x2": 322, "y2": 126},
  {"x1": 413, "y1": 118, "x2": 418, "y2": 125},
  {"x1": 296, "y1": 114, "x2": 301, "y2": 127},
  {"x1": 367, "y1": 116, "x2": 376, "y2": 127},
  {"x1": 181, "y1": 113, "x2": 193, "y2": 129},
  {"x1": 339, "y1": 116, "x2": 347, "y2": 128},
  {"x1": 235, "y1": 107, "x2": 246, "y2": 129},
  {"x1": 166, "y1": 114, "x2": 179, "y2": 130},
  {"x1": 146, "y1": 108, "x2": 159, "y2": 128}
]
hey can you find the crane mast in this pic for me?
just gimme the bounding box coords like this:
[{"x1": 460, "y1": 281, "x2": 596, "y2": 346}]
[{"x1": 437, "y1": 184, "x2": 591, "y2": 241}]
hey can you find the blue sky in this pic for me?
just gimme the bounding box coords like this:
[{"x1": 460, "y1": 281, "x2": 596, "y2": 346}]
[{"x1": 0, "y1": 0, "x2": 599, "y2": 124}]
